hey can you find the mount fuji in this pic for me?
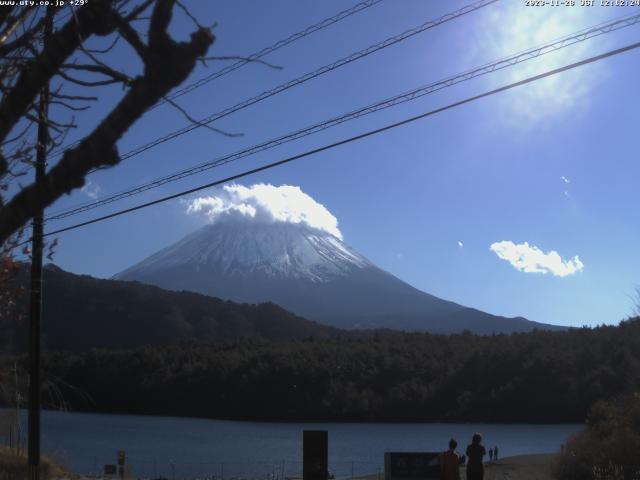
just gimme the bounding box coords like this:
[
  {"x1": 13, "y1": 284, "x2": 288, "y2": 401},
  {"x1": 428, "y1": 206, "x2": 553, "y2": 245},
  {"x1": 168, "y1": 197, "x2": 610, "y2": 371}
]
[{"x1": 114, "y1": 221, "x2": 562, "y2": 333}]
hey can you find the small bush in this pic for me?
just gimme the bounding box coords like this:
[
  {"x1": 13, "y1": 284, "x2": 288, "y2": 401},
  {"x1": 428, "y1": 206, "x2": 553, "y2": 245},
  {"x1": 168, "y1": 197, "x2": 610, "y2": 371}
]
[
  {"x1": 554, "y1": 393, "x2": 640, "y2": 480},
  {"x1": 0, "y1": 446, "x2": 71, "y2": 480}
]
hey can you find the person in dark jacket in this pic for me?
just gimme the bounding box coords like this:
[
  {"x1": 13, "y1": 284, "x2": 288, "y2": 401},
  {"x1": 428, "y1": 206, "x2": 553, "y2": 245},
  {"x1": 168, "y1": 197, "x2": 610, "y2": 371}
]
[{"x1": 465, "y1": 433, "x2": 486, "y2": 480}]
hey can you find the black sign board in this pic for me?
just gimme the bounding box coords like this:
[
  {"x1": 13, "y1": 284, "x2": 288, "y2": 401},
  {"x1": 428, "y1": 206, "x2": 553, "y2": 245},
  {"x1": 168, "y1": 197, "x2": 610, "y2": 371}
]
[
  {"x1": 104, "y1": 464, "x2": 117, "y2": 476},
  {"x1": 384, "y1": 452, "x2": 440, "y2": 480},
  {"x1": 303, "y1": 430, "x2": 328, "y2": 480}
]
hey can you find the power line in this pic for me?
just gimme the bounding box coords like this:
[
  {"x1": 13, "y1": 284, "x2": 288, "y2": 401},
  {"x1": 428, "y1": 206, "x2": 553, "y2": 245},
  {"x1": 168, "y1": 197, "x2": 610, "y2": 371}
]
[
  {"x1": 46, "y1": 10, "x2": 639, "y2": 220},
  {"x1": 46, "y1": 0, "x2": 383, "y2": 157},
  {"x1": 47, "y1": 0, "x2": 386, "y2": 158},
  {"x1": 49, "y1": 0, "x2": 498, "y2": 166},
  {"x1": 118, "y1": 0, "x2": 498, "y2": 161},
  {"x1": 45, "y1": 10, "x2": 640, "y2": 221},
  {"x1": 37, "y1": 39, "x2": 640, "y2": 241},
  {"x1": 156, "y1": 0, "x2": 386, "y2": 107}
]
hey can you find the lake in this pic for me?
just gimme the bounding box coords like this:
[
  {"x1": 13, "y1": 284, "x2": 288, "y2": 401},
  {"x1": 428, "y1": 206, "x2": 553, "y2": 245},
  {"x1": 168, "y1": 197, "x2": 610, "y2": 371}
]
[{"x1": 5, "y1": 410, "x2": 583, "y2": 479}]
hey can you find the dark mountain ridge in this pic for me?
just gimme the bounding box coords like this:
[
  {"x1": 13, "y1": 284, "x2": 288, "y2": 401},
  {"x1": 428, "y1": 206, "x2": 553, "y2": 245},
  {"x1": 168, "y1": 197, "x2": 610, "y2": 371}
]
[{"x1": 2, "y1": 264, "x2": 339, "y2": 352}]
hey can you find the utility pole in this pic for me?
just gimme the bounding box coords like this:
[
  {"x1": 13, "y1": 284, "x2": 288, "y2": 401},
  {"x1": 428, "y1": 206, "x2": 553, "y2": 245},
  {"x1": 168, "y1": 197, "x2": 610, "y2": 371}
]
[{"x1": 28, "y1": 9, "x2": 52, "y2": 480}]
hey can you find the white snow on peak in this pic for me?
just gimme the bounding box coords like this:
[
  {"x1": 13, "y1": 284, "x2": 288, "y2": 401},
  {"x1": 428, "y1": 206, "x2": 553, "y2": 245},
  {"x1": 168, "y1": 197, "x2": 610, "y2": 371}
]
[{"x1": 116, "y1": 222, "x2": 372, "y2": 283}]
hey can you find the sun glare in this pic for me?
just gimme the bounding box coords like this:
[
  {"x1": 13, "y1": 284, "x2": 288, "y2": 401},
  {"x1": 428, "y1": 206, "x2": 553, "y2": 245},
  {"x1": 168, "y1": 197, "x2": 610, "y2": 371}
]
[{"x1": 471, "y1": 4, "x2": 612, "y2": 124}]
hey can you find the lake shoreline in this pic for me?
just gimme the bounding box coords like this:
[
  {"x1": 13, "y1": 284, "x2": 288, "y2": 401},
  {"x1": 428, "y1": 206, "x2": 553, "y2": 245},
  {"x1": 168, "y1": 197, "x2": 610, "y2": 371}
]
[{"x1": 27, "y1": 406, "x2": 586, "y2": 426}]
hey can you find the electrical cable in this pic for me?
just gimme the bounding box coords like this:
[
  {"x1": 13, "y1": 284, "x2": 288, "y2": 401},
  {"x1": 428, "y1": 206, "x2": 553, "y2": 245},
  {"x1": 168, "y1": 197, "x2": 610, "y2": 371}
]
[
  {"x1": 34, "y1": 39, "x2": 640, "y2": 242},
  {"x1": 157, "y1": 0, "x2": 386, "y2": 107},
  {"x1": 48, "y1": 0, "x2": 499, "y2": 164},
  {"x1": 47, "y1": 0, "x2": 387, "y2": 157},
  {"x1": 45, "y1": 10, "x2": 640, "y2": 221}
]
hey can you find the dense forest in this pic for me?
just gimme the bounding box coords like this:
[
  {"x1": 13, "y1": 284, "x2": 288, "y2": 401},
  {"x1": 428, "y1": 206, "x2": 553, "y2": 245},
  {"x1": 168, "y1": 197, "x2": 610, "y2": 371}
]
[{"x1": 2, "y1": 318, "x2": 639, "y2": 423}]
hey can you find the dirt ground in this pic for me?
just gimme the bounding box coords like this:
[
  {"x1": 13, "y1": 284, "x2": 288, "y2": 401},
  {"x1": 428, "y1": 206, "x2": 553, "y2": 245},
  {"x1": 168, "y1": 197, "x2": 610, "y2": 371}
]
[
  {"x1": 358, "y1": 454, "x2": 557, "y2": 480},
  {"x1": 479, "y1": 454, "x2": 555, "y2": 480}
]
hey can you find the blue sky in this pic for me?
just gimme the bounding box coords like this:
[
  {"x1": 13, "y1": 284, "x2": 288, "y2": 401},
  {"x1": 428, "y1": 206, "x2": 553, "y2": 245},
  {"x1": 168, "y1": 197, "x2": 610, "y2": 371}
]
[{"x1": 38, "y1": 0, "x2": 640, "y2": 327}]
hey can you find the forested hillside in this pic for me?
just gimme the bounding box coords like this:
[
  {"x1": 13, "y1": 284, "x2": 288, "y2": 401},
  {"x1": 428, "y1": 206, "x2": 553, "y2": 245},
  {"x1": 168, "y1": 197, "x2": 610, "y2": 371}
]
[
  {"x1": 4, "y1": 318, "x2": 638, "y2": 423},
  {"x1": 0, "y1": 265, "x2": 339, "y2": 352}
]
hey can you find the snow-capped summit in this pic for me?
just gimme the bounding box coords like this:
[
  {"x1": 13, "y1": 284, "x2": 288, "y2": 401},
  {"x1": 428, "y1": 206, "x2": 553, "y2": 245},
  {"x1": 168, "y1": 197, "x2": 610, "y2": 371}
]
[
  {"x1": 116, "y1": 222, "x2": 370, "y2": 283},
  {"x1": 114, "y1": 221, "x2": 562, "y2": 334}
]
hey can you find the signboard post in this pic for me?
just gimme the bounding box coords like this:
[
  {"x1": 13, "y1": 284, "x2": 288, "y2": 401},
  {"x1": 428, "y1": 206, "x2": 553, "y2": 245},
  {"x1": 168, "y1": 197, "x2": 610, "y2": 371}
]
[
  {"x1": 107, "y1": 451, "x2": 131, "y2": 479},
  {"x1": 303, "y1": 430, "x2": 328, "y2": 480},
  {"x1": 117, "y1": 450, "x2": 126, "y2": 478},
  {"x1": 384, "y1": 452, "x2": 441, "y2": 480}
]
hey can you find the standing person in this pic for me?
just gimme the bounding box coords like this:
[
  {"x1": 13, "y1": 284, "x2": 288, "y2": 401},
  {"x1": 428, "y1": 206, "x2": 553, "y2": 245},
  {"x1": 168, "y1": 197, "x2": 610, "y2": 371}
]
[
  {"x1": 488, "y1": 448, "x2": 493, "y2": 463},
  {"x1": 465, "y1": 433, "x2": 486, "y2": 480},
  {"x1": 437, "y1": 438, "x2": 461, "y2": 480},
  {"x1": 494, "y1": 446, "x2": 499, "y2": 461}
]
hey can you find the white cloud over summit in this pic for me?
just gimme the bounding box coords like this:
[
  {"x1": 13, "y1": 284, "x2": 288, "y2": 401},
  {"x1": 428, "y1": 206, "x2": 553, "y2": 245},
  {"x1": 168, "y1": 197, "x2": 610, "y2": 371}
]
[
  {"x1": 186, "y1": 183, "x2": 343, "y2": 239},
  {"x1": 490, "y1": 240, "x2": 584, "y2": 277}
]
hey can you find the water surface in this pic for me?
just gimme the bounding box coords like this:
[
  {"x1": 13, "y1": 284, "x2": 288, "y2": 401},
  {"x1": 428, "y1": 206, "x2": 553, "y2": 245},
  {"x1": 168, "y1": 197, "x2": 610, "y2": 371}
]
[{"x1": 8, "y1": 410, "x2": 583, "y2": 478}]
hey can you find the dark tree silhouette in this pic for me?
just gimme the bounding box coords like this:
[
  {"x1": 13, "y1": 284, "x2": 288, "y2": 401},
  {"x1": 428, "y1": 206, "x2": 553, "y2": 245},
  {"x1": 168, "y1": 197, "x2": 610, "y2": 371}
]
[{"x1": 0, "y1": 0, "x2": 215, "y2": 246}]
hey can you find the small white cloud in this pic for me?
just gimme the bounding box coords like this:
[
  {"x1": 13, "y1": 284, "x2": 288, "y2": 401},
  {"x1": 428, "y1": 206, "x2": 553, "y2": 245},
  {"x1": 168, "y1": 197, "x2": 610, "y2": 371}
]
[
  {"x1": 186, "y1": 183, "x2": 342, "y2": 239},
  {"x1": 490, "y1": 240, "x2": 584, "y2": 277},
  {"x1": 457, "y1": 241, "x2": 464, "y2": 248},
  {"x1": 395, "y1": 252, "x2": 404, "y2": 260},
  {"x1": 563, "y1": 191, "x2": 570, "y2": 198},
  {"x1": 560, "y1": 176, "x2": 571, "y2": 184},
  {"x1": 81, "y1": 181, "x2": 100, "y2": 200}
]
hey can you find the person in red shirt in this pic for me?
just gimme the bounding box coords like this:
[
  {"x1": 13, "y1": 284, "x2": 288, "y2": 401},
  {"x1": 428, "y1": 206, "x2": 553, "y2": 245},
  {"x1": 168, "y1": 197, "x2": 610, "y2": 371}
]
[{"x1": 437, "y1": 438, "x2": 461, "y2": 480}]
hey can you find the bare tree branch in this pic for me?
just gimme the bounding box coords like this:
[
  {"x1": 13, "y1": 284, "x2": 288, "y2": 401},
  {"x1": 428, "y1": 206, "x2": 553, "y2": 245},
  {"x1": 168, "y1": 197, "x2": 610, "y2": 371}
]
[
  {"x1": 1, "y1": 119, "x2": 35, "y2": 147},
  {"x1": 48, "y1": 100, "x2": 91, "y2": 112},
  {"x1": 61, "y1": 63, "x2": 132, "y2": 85},
  {"x1": 0, "y1": 7, "x2": 16, "y2": 29},
  {"x1": 0, "y1": 0, "x2": 117, "y2": 150},
  {"x1": 0, "y1": 0, "x2": 215, "y2": 245},
  {"x1": 51, "y1": 92, "x2": 98, "y2": 101},
  {"x1": 163, "y1": 96, "x2": 242, "y2": 138},
  {"x1": 0, "y1": 8, "x2": 33, "y2": 47},
  {"x1": 56, "y1": 70, "x2": 123, "y2": 88},
  {"x1": 82, "y1": 33, "x2": 121, "y2": 54},
  {"x1": 175, "y1": 0, "x2": 203, "y2": 30},
  {"x1": 113, "y1": 13, "x2": 148, "y2": 60},
  {"x1": 124, "y1": 0, "x2": 156, "y2": 21}
]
